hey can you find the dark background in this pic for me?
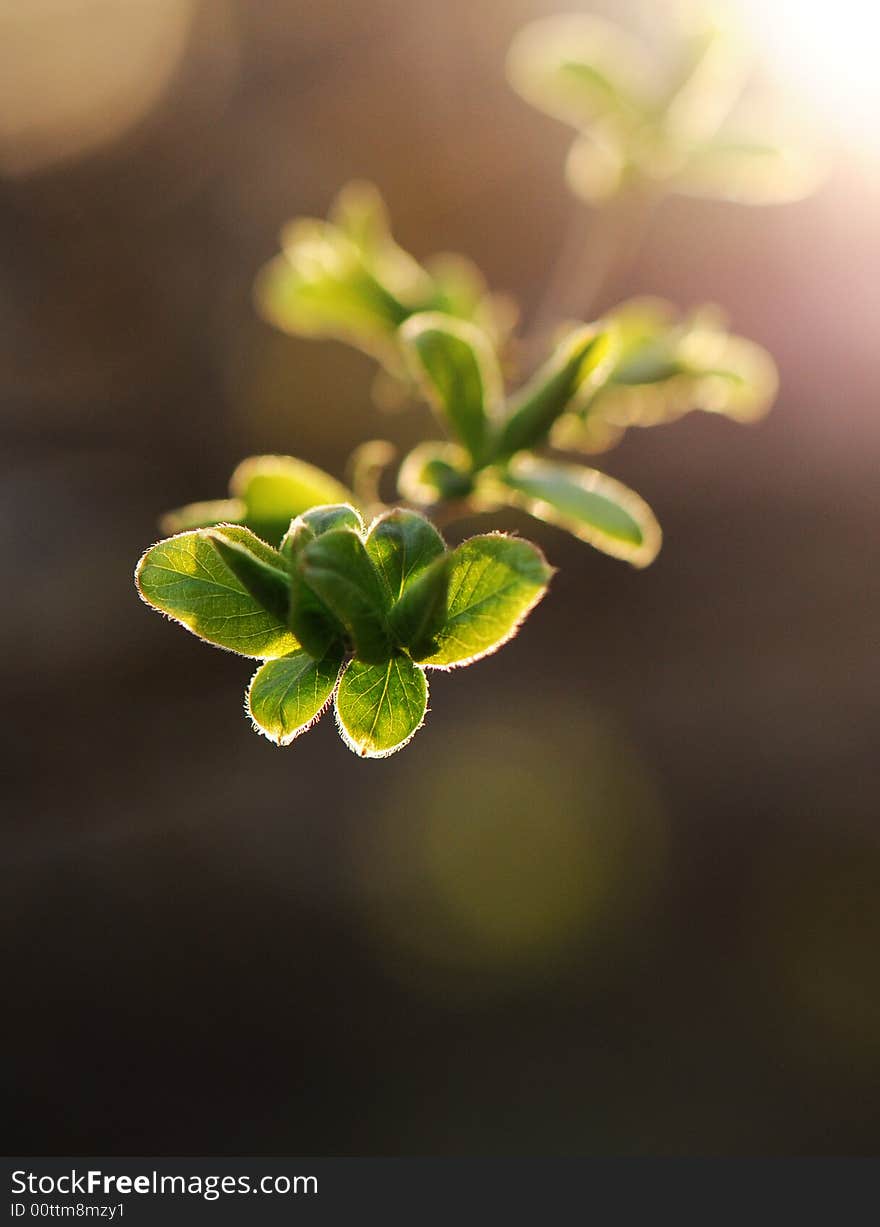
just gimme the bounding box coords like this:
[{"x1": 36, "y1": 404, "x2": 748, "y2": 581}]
[{"x1": 3, "y1": 0, "x2": 879, "y2": 1155}]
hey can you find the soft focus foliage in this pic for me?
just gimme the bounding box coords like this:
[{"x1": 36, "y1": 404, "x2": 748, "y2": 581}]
[
  {"x1": 254, "y1": 180, "x2": 514, "y2": 394},
  {"x1": 137, "y1": 507, "x2": 552, "y2": 757},
  {"x1": 507, "y1": 12, "x2": 820, "y2": 206},
  {"x1": 160, "y1": 454, "x2": 355, "y2": 546},
  {"x1": 398, "y1": 314, "x2": 662, "y2": 568},
  {"x1": 552, "y1": 297, "x2": 779, "y2": 453}
]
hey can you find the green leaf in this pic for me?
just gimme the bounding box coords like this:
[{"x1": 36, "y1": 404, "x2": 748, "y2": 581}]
[
  {"x1": 206, "y1": 530, "x2": 290, "y2": 623},
  {"x1": 495, "y1": 325, "x2": 616, "y2": 460},
  {"x1": 585, "y1": 299, "x2": 778, "y2": 428},
  {"x1": 279, "y1": 505, "x2": 363, "y2": 660},
  {"x1": 253, "y1": 226, "x2": 407, "y2": 375},
  {"x1": 396, "y1": 442, "x2": 475, "y2": 505},
  {"x1": 230, "y1": 455, "x2": 355, "y2": 546},
  {"x1": 159, "y1": 497, "x2": 245, "y2": 536},
  {"x1": 280, "y1": 503, "x2": 364, "y2": 549},
  {"x1": 135, "y1": 526, "x2": 299, "y2": 659},
  {"x1": 389, "y1": 555, "x2": 451, "y2": 661},
  {"x1": 298, "y1": 529, "x2": 392, "y2": 664},
  {"x1": 334, "y1": 654, "x2": 428, "y2": 758},
  {"x1": 495, "y1": 457, "x2": 661, "y2": 568},
  {"x1": 247, "y1": 647, "x2": 344, "y2": 745},
  {"x1": 419, "y1": 534, "x2": 553, "y2": 669},
  {"x1": 399, "y1": 313, "x2": 502, "y2": 465},
  {"x1": 364, "y1": 508, "x2": 446, "y2": 603},
  {"x1": 329, "y1": 180, "x2": 434, "y2": 304},
  {"x1": 506, "y1": 13, "x2": 653, "y2": 132}
]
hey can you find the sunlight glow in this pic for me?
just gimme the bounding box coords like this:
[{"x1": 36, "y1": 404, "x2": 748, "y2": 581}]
[{"x1": 737, "y1": 0, "x2": 880, "y2": 150}]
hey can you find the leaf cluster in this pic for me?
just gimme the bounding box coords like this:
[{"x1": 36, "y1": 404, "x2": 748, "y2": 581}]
[
  {"x1": 136, "y1": 507, "x2": 552, "y2": 757},
  {"x1": 135, "y1": 9, "x2": 810, "y2": 758},
  {"x1": 507, "y1": 11, "x2": 820, "y2": 206}
]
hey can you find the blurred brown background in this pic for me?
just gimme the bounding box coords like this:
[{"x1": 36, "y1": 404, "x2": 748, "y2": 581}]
[{"x1": 2, "y1": 0, "x2": 879, "y2": 1155}]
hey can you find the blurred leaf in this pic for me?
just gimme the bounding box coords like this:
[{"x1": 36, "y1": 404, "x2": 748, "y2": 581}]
[
  {"x1": 159, "y1": 497, "x2": 245, "y2": 536},
  {"x1": 509, "y1": 12, "x2": 822, "y2": 210},
  {"x1": 397, "y1": 441, "x2": 475, "y2": 505},
  {"x1": 389, "y1": 555, "x2": 451, "y2": 661},
  {"x1": 673, "y1": 138, "x2": 822, "y2": 204},
  {"x1": 330, "y1": 180, "x2": 435, "y2": 303},
  {"x1": 256, "y1": 184, "x2": 516, "y2": 385},
  {"x1": 364, "y1": 508, "x2": 446, "y2": 603},
  {"x1": 564, "y1": 126, "x2": 625, "y2": 203},
  {"x1": 422, "y1": 254, "x2": 518, "y2": 353},
  {"x1": 206, "y1": 530, "x2": 290, "y2": 623},
  {"x1": 495, "y1": 325, "x2": 616, "y2": 459},
  {"x1": 556, "y1": 299, "x2": 778, "y2": 444},
  {"x1": 230, "y1": 455, "x2": 355, "y2": 546},
  {"x1": 400, "y1": 313, "x2": 502, "y2": 464},
  {"x1": 507, "y1": 14, "x2": 653, "y2": 132},
  {"x1": 299, "y1": 528, "x2": 392, "y2": 664},
  {"x1": 420, "y1": 534, "x2": 553, "y2": 669},
  {"x1": 247, "y1": 647, "x2": 344, "y2": 746},
  {"x1": 494, "y1": 457, "x2": 661, "y2": 568},
  {"x1": 348, "y1": 439, "x2": 397, "y2": 506},
  {"x1": 334, "y1": 655, "x2": 428, "y2": 758},
  {"x1": 659, "y1": 18, "x2": 748, "y2": 151},
  {"x1": 135, "y1": 526, "x2": 299, "y2": 659},
  {"x1": 280, "y1": 505, "x2": 364, "y2": 661},
  {"x1": 254, "y1": 233, "x2": 407, "y2": 372}
]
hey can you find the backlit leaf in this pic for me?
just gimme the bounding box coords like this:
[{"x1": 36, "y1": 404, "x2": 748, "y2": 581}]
[
  {"x1": 364, "y1": 508, "x2": 446, "y2": 603},
  {"x1": 495, "y1": 324, "x2": 616, "y2": 459},
  {"x1": 495, "y1": 457, "x2": 661, "y2": 567},
  {"x1": 419, "y1": 534, "x2": 553, "y2": 669},
  {"x1": 674, "y1": 138, "x2": 821, "y2": 205},
  {"x1": 159, "y1": 497, "x2": 245, "y2": 536},
  {"x1": 389, "y1": 555, "x2": 451, "y2": 661},
  {"x1": 400, "y1": 313, "x2": 503, "y2": 464},
  {"x1": 135, "y1": 526, "x2": 299, "y2": 659},
  {"x1": 280, "y1": 505, "x2": 363, "y2": 660},
  {"x1": 230, "y1": 455, "x2": 355, "y2": 546},
  {"x1": 298, "y1": 528, "x2": 392, "y2": 664},
  {"x1": 247, "y1": 647, "x2": 344, "y2": 746},
  {"x1": 334, "y1": 654, "x2": 428, "y2": 758},
  {"x1": 207, "y1": 530, "x2": 290, "y2": 623},
  {"x1": 506, "y1": 14, "x2": 655, "y2": 131},
  {"x1": 396, "y1": 442, "x2": 474, "y2": 505}
]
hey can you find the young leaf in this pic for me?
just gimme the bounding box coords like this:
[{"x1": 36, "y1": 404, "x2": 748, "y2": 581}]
[
  {"x1": 399, "y1": 313, "x2": 503, "y2": 465},
  {"x1": 206, "y1": 531, "x2": 290, "y2": 623},
  {"x1": 279, "y1": 506, "x2": 362, "y2": 660},
  {"x1": 419, "y1": 534, "x2": 553, "y2": 669},
  {"x1": 495, "y1": 457, "x2": 661, "y2": 568},
  {"x1": 495, "y1": 325, "x2": 616, "y2": 460},
  {"x1": 389, "y1": 555, "x2": 451, "y2": 661},
  {"x1": 396, "y1": 442, "x2": 475, "y2": 505},
  {"x1": 330, "y1": 180, "x2": 433, "y2": 303},
  {"x1": 364, "y1": 508, "x2": 446, "y2": 602},
  {"x1": 279, "y1": 503, "x2": 364, "y2": 552},
  {"x1": 247, "y1": 647, "x2": 344, "y2": 745},
  {"x1": 334, "y1": 654, "x2": 428, "y2": 758},
  {"x1": 506, "y1": 13, "x2": 653, "y2": 131},
  {"x1": 159, "y1": 497, "x2": 246, "y2": 536},
  {"x1": 673, "y1": 138, "x2": 821, "y2": 206},
  {"x1": 298, "y1": 529, "x2": 392, "y2": 664},
  {"x1": 135, "y1": 527, "x2": 299, "y2": 659},
  {"x1": 230, "y1": 455, "x2": 355, "y2": 546}
]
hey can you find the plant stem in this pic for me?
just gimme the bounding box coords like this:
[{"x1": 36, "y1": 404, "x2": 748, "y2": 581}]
[{"x1": 525, "y1": 183, "x2": 657, "y2": 361}]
